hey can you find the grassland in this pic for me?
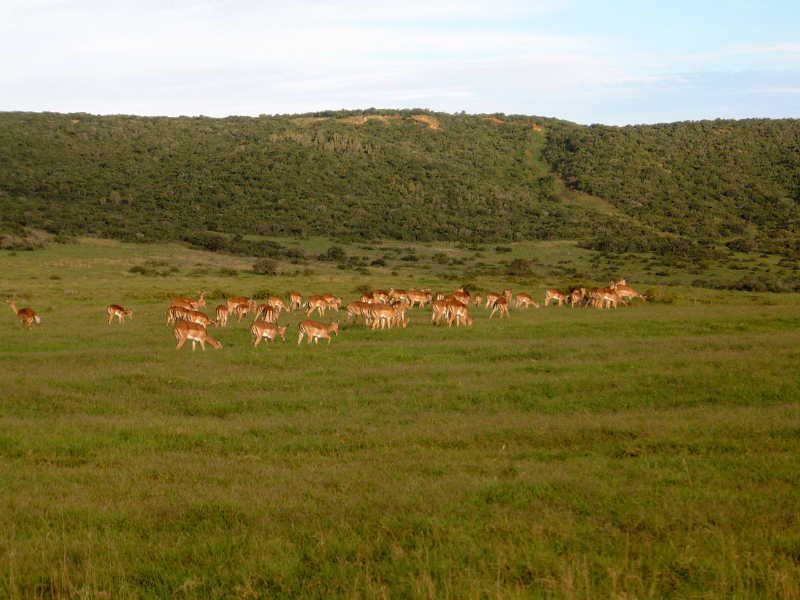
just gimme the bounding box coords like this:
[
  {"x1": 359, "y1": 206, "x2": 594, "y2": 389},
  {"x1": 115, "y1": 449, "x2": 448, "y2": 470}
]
[{"x1": 2, "y1": 239, "x2": 800, "y2": 598}]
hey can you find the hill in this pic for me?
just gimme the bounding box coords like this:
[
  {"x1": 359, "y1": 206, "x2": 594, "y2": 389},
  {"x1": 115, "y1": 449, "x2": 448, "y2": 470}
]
[{"x1": 1, "y1": 110, "x2": 799, "y2": 259}]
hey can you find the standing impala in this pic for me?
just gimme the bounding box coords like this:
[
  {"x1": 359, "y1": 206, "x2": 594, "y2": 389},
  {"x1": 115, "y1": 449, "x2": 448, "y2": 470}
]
[
  {"x1": 7, "y1": 299, "x2": 40, "y2": 328},
  {"x1": 215, "y1": 305, "x2": 229, "y2": 327},
  {"x1": 289, "y1": 291, "x2": 304, "y2": 311},
  {"x1": 106, "y1": 304, "x2": 133, "y2": 324},
  {"x1": 544, "y1": 288, "x2": 567, "y2": 307},
  {"x1": 297, "y1": 320, "x2": 339, "y2": 345},
  {"x1": 251, "y1": 321, "x2": 287, "y2": 345},
  {"x1": 173, "y1": 321, "x2": 222, "y2": 351},
  {"x1": 489, "y1": 297, "x2": 510, "y2": 318},
  {"x1": 306, "y1": 295, "x2": 328, "y2": 317}
]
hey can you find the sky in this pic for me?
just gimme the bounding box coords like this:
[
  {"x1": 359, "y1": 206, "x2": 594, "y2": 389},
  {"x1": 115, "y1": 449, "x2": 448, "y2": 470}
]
[{"x1": 1, "y1": 0, "x2": 799, "y2": 124}]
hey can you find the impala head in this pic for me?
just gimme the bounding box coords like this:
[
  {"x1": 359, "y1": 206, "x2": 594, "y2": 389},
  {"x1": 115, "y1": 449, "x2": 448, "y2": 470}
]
[
  {"x1": 125, "y1": 309, "x2": 134, "y2": 319},
  {"x1": 278, "y1": 326, "x2": 287, "y2": 341},
  {"x1": 503, "y1": 289, "x2": 512, "y2": 299},
  {"x1": 197, "y1": 291, "x2": 207, "y2": 306},
  {"x1": 330, "y1": 322, "x2": 340, "y2": 336}
]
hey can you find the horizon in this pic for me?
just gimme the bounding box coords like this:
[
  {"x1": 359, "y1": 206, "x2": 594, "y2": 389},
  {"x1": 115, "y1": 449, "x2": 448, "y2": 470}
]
[
  {"x1": 3, "y1": 107, "x2": 799, "y2": 128},
  {"x1": 2, "y1": 1, "x2": 799, "y2": 125}
]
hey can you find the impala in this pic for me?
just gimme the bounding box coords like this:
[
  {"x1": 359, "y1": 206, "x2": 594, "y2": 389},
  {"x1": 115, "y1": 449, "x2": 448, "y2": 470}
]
[
  {"x1": 613, "y1": 284, "x2": 646, "y2": 304},
  {"x1": 106, "y1": 304, "x2": 133, "y2": 324},
  {"x1": 251, "y1": 320, "x2": 287, "y2": 345},
  {"x1": 322, "y1": 294, "x2": 343, "y2": 311},
  {"x1": 7, "y1": 299, "x2": 40, "y2": 328},
  {"x1": 485, "y1": 293, "x2": 501, "y2": 308},
  {"x1": 369, "y1": 303, "x2": 397, "y2": 330},
  {"x1": 447, "y1": 302, "x2": 472, "y2": 327},
  {"x1": 472, "y1": 295, "x2": 483, "y2": 307},
  {"x1": 489, "y1": 297, "x2": 510, "y2": 318},
  {"x1": 431, "y1": 300, "x2": 450, "y2": 325},
  {"x1": 406, "y1": 289, "x2": 431, "y2": 309},
  {"x1": 171, "y1": 291, "x2": 206, "y2": 311},
  {"x1": 254, "y1": 304, "x2": 279, "y2": 323},
  {"x1": 215, "y1": 304, "x2": 229, "y2": 327},
  {"x1": 167, "y1": 307, "x2": 215, "y2": 328},
  {"x1": 544, "y1": 288, "x2": 567, "y2": 307},
  {"x1": 452, "y1": 290, "x2": 470, "y2": 304},
  {"x1": 267, "y1": 296, "x2": 288, "y2": 313},
  {"x1": 306, "y1": 295, "x2": 328, "y2": 317},
  {"x1": 514, "y1": 293, "x2": 539, "y2": 309},
  {"x1": 289, "y1": 291, "x2": 304, "y2": 311},
  {"x1": 346, "y1": 301, "x2": 371, "y2": 324},
  {"x1": 297, "y1": 320, "x2": 339, "y2": 345},
  {"x1": 569, "y1": 287, "x2": 587, "y2": 308},
  {"x1": 174, "y1": 321, "x2": 222, "y2": 351},
  {"x1": 226, "y1": 296, "x2": 253, "y2": 313}
]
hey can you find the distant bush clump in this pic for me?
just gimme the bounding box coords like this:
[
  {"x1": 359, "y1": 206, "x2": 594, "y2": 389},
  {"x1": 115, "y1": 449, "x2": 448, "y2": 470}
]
[{"x1": 253, "y1": 258, "x2": 279, "y2": 275}]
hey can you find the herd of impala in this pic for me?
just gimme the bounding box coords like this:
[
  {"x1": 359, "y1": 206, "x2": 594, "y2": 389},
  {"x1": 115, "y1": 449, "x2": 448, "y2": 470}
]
[{"x1": 6, "y1": 280, "x2": 645, "y2": 350}]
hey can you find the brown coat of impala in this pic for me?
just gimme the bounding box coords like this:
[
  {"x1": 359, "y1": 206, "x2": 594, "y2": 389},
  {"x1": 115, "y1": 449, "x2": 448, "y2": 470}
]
[
  {"x1": 489, "y1": 297, "x2": 510, "y2": 318},
  {"x1": 8, "y1": 300, "x2": 40, "y2": 328},
  {"x1": 106, "y1": 304, "x2": 133, "y2": 324},
  {"x1": 544, "y1": 288, "x2": 567, "y2": 307},
  {"x1": 251, "y1": 321, "x2": 287, "y2": 345},
  {"x1": 297, "y1": 320, "x2": 339, "y2": 345},
  {"x1": 289, "y1": 291, "x2": 304, "y2": 311},
  {"x1": 174, "y1": 321, "x2": 222, "y2": 351}
]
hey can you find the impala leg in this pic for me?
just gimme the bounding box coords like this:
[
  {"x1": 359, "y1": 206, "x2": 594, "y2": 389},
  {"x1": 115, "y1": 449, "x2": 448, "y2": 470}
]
[{"x1": 176, "y1": 337, "x2": 186, "y2": 350}]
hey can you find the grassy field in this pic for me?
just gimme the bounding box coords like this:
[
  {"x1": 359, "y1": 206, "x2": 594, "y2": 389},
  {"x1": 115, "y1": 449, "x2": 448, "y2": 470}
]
[{"x1": 1, "y1": 239, "x2": 800, "y2": 598}]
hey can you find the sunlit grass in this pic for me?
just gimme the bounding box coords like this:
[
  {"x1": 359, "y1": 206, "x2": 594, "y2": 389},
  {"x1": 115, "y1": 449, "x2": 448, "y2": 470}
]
[{"x1": 1, "y1": 239, "x2": 799, "y2": 598}]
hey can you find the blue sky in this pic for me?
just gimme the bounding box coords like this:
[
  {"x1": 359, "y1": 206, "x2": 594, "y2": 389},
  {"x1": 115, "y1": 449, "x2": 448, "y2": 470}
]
[{"x1": 1, "y1": 0, "x2": 798, "y2": 124}]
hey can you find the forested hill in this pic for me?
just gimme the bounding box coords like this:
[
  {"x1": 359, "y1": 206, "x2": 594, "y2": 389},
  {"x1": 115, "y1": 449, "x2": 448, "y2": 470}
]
[{"x1": 1, "y1": 110, "x2": 799, "y2": 257}]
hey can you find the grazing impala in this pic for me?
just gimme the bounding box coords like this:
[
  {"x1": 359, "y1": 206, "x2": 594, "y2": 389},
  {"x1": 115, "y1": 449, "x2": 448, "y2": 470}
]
[
  {"x1": 215, "y1": 304, "x2": 229, "y2": 327},
  {"x1": 289, "y1": 291, "x2": 304, "y2": 311},
  {"x1": 489, "y1": 297, "x2": 510, "y2": 319},
  {"x1": 7, "y1": 299, "x2": 40, "y2": 328},
  {"x1": 612, "y1": 284, "x2": 646, "y2": 304},
  {"x1": 226, "y1": 296, "x2": 253, "y2": 314},
  {"x1": 171, "y1": 291, "x2": 206, "y2": 311},
  {"x1": 267, "y1": 296, "x2": 288, "y2": 313},
  {"x1": 251, "y1": 320, "x2": 287, "y2": 345},
  {"x1": 297, "y1": 320, "x2": 339, "y2": 345},
  {"x1": 346, "y1": 301, "x2": 371, "y2": 324},
  {"x1": 106, "y1": 304, "x2": 133, "y2": 325},
  {"x1": 306, "y1": 295, "x2": 328, "y2": 317},
  {"x1": 514, "y1": 293, "x2": 539, "y2": 309},
  {"x1": 544, "y1": 288, "x2": 567, "y2": 307},
  {"x1": 322, "y1": 294, "x2": 343, "y2": 312},
  {"x1": 167, "y1": 306, "x2": 215, "y2": 328},
  {"x1": 173, "y1": 321, "x2": 222, "y2": 351}
]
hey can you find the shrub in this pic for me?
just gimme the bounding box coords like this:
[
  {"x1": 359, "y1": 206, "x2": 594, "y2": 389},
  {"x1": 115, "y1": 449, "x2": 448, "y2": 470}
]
[
  {"x1": 253, "y1": 258, "x2": 278, "y2": 275},
  {"x1": 507, "y1": 258, "x2": 533, "y2": 276}
]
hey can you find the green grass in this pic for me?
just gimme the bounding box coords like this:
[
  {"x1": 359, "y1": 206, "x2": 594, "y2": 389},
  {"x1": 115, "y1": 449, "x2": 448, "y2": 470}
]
[{"x1": 1, "y1": 240, "x2": 800, "y2": 598}]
